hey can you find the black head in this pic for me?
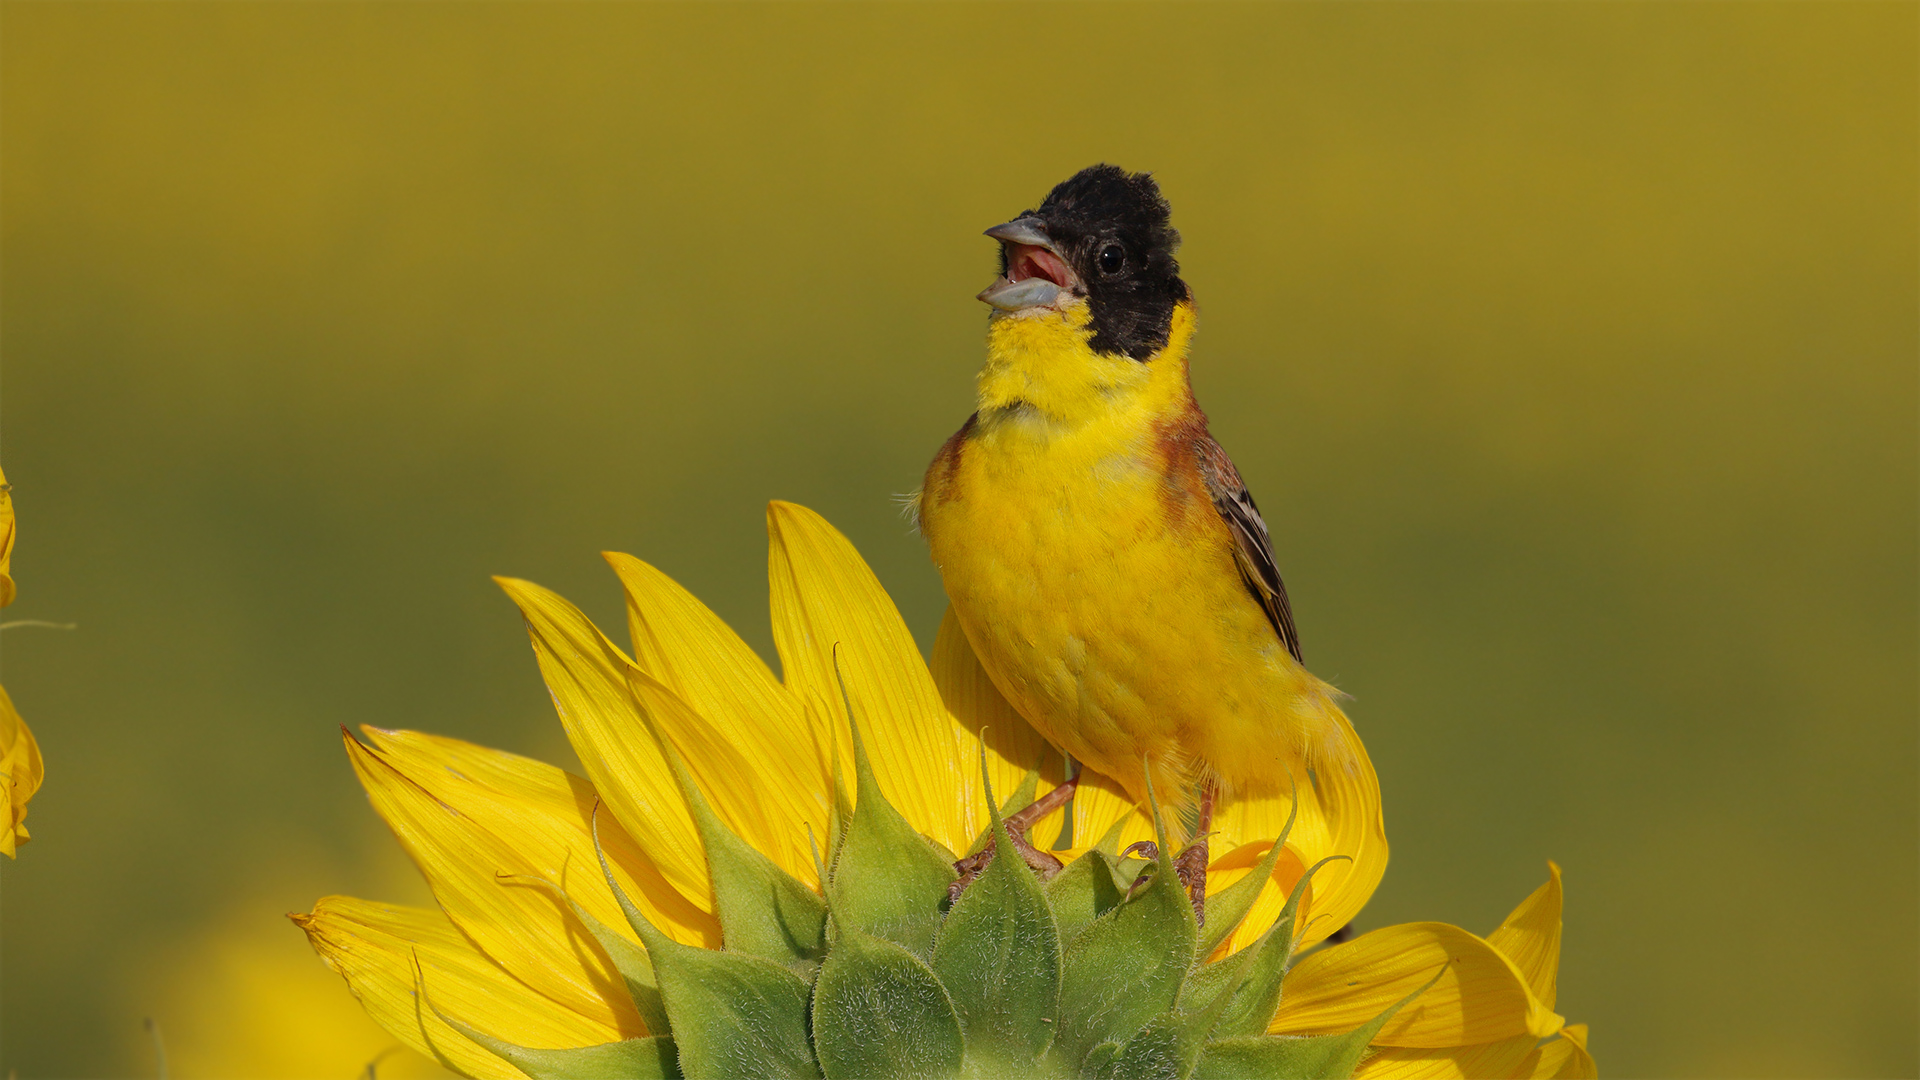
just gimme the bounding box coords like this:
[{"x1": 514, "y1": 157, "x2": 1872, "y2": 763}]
[{"x1": 982, "y1": 164, "x2": 1189, "y2": 360}]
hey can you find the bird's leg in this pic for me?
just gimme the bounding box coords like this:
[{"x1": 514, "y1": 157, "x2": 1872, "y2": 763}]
[
  {"x1": 1174, "y1": 780, "x2": 1217, "y2": 926},
  {"x1": 948, "y1": 776, "x2": 1078, "y2": 902}
]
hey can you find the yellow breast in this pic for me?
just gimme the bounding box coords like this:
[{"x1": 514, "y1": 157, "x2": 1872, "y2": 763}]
[{"x1": 920, "y1": 300, "x2": 1340, "y2": 806}]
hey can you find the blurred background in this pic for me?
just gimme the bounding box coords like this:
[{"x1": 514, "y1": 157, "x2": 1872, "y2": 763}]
[{"x1": 1, "y1": 2, "x2": 1913, "y2": 1076}]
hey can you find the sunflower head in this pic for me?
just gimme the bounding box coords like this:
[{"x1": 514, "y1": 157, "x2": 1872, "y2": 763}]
[{"x1": 298, "y1": 502, "x2": 1592, "y2": 1080}]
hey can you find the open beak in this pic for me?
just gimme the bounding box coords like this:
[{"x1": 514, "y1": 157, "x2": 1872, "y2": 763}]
[{"x1": 978, "y1": 216, "x2": 1076, "y2": 311}]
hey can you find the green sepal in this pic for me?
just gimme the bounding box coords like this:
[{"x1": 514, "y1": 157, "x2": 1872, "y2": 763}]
[
  {"x1": 495, "y1": 871, "x2": 669, "y2": 1034},
  {"x1": 1044, "y1": 850, "x2": 1130, "y2": 951},
  {"x1": 931, "y1": 748, "x2": 1061, "y2": 1067},
  {"x1": 1178, "y1": 929, "x2": 1263, "y2": 1032},
  {"x1": 820, "y1": 689, "x2": 853, "y2": 865},
  {"x1": 592, "y1": 807, "x2": 822, "y2": 1079},
  {"x1": 634, "y1": 934, "x2": 820, "y2": 1080},
  {"x1": 1102, "y1": 923, "x2": 1250, "y2": 1080},
  {"x1": 1189, "y1": 966, "x2": 1445, "y2": 1080},
  {"x1": 825, "y1": 671, "x2": 955, "y2": 958},
  {"x1": 1100, "y1": 1014, "x2": 1192, "y2": 1080},
  {"x1": 655, "y1": 734, "x2": 828, "y2": 974},
  {"x1": 1195, "y1": 792, "x2": 1298, "y2": 961},
  {"x1": 1081, "y1": 1042, "x2": 1123, "y2": 1076},
  {"x1": 1050, "y1": 768, "x2": 1197, "y2": 1071},
  {"x1": 1191, "y1": 1035, "x2": 1366, "y2": 1080},
  {"x1": 808, "y1": 823, "x2": 830, "y2": 888},
  {"x1": 961, "y1": 766, "x2": 1041, "y2": 857},
  {"x1": 1199, "y1": 856, "x2": 1349, "y2": 1040},
  {"x1": 812, "y1": 923, "x2": 965, "y2": 1080}
]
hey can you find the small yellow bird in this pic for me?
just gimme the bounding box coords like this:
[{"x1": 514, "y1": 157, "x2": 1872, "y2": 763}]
[{"x1": 919, "y1": 165, "x2": 1357, "y2": 899}]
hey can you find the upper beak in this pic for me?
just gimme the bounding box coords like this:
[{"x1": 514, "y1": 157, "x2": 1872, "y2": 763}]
[{"x1": 984, "y1": 216, "x2": 1057, "y2": 253}]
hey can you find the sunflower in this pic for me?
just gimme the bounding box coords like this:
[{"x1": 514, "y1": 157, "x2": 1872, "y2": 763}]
[{"x1": 298, "y1": 502, "x2": 1593, "y2": 1079}]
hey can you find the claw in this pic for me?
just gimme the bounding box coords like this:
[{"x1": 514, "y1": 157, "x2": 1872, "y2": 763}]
[
  {"x1": 1121, "y1": 841, "x2": 1162, "y2": 898},
  {"x1": 947, "y1": 847, "x2": 995, "y2": 903}
]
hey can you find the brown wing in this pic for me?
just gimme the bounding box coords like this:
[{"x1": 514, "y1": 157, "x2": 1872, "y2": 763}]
[{"x1": 1196, "y1": 435, "x2": 1304, "y2": 665}]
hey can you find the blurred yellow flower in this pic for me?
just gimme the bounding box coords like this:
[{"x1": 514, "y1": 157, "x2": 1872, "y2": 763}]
[
  {"x1": 0, "y1": 464, "x2": 43, "y2": 858},
  {"x1": 0, "y1": 684, "x2": 43, "y2": 859},
  {"x1": 146, "y1": 898, "x2": 456, "y2": 1079},
  {"x1": 300, "y1": 502, "x2": 1591, "y2": 1078},
  {"x1": 0, "y1": 463, "x2": 16, "y2": 608}
]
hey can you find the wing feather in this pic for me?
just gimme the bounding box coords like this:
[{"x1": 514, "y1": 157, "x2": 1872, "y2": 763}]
[{"x1": 1195, "y1": 436, "x2": 1303, "y2": 665}]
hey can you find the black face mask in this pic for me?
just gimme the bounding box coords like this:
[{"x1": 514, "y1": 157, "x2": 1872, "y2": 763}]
[{"x1": 1023, "y1": 164, "x2": 1190, "y2": 361}]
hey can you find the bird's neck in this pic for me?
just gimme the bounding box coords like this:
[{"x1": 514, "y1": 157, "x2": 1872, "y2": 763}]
[{"x1": 973, "y1": 300, "x2": 1197, "y2": 434}]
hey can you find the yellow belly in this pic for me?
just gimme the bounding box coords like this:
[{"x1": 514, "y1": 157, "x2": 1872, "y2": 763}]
[{"x1": 921, "y1": 409, "x2": 1328, "y2": 806}]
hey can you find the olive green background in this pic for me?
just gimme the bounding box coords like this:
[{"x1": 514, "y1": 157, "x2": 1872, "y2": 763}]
[{"x1": 1, "y1": 2, "x2": 1913, "y2": 1076}]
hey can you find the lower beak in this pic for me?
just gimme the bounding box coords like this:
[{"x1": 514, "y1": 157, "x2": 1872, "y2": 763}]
[{"x1": 978, "y1": 277, "x2": 1063, "y2": 311}]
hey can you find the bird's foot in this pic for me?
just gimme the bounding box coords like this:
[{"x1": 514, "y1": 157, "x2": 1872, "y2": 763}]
[
  {"x1": 1121, "y1": 779, "x2": 1217, "y2": 925},
  {"x1": 1175, "y1": 835, "x2": 1210, "y2": 927},
  {"x1": 948, "y1": 777, "x2": 1077, "y2": 903}
]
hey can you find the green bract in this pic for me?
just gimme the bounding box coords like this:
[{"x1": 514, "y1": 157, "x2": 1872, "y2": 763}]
[{"x1": 423, "y1": 713, "x2": 1424, "y2": 1080}]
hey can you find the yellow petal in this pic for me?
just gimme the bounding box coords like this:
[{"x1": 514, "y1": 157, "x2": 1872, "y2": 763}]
[
  {"x1": 363, "y1": 727, "x2": 717, "y2": 949},
  {"x1": 1199, "y1": 839, "x2": 1316, "y2": 962},
  {"x1": 296, "y1": 896, "x2": 621, "y2": 1079},
  {"x1": 604, "y1": 551, "x2": 831, "y2": 858},
  {"x1": 1273, "y1": 921, "x2": 1564, "y2": 1047},
  {"x1": 1198, "y1": 715, "x2": 1386, "y2": 955},
  {"x1": 346, "y1": 730, "x2": 653, "y2": 1036},
  {"x1": 495, "y1": 576, "x2": 711, "y2": 911},
  {"x1": 1486, "y1": 863, "x2": 1562, "y2": 1011},
  {"x1": 1351, "y1": 1033, "x2": 1541, "y2": 1080},
  {"x1": 1515, "y1": 1024, "x2": 1596, "y2": 1080},
  {"x1": 932, "y1": 606, "x2": 1069, "y2": 842},
  {"x1": 624, "y1": 666, "x2": 825, "y2": 887},
  {"x1": 0, "y1": 684, "x2": 43, "y2": 857},
  {"x1": 765, "y1": 502, "x2": 970, "y2": 854},
  {"x1": 0, "y1": 463, "x2": 15, "y2": 608},
  {"x1": 1301, "y1": 706, "x2": 1389, "y2": 946},
  {"x1": 1068, "y1": 767, "x2": 1155, "y2": 853}
]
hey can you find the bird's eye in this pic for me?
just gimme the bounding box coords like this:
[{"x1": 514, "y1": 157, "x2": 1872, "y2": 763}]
[{"x1": 1098, "y1": 244, "x2": 1125, "y2": 276}]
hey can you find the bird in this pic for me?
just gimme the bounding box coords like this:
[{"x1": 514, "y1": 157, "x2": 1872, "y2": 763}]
[{"x1": 916, "y1": 164, "x2": 1357, "y2": 911}]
